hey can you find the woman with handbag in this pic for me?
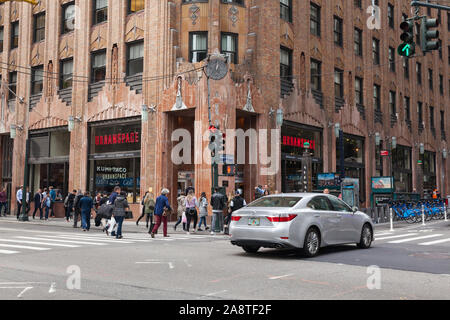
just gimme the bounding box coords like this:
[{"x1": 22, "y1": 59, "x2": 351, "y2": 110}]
[
  {"x1": 136, "y1": 191, "x2": 155, "y2": 228},
  {"x1": 184, "y1": 189, "x2": 199, "y2": 234},
  {"x1": 112, "y1": 191, "x2": 130, "y2": 239},
  {"x1": 197, "y1": 192, "x2": 209, "y2": 232}
]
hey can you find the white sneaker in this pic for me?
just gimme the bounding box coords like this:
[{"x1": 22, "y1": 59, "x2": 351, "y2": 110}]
[{"x1": 186, "y1": 232, "x2": 190, "y2": 235}]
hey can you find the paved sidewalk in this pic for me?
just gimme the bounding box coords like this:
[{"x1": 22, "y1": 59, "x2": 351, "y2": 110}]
[{"x1": 0, "y1": 215, "x2": 224, "y2": 236}]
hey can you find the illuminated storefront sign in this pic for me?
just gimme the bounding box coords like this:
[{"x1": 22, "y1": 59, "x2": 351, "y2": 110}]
[{"x1": 282, "y1": 136, "x2": 316, "y2": 150}]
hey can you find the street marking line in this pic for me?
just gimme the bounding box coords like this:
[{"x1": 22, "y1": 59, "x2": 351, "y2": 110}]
[
  {"x1": 0, "y1": 238, "x2": 79, "y2": 248},
  {"x1": 375, "y1": 233, "x2": 419, "y2": 241},
  {"x1": 17, "y1": 286, "x2": 33, "y2": 298},
  {"x1": 135, "y1": 261, "x2": 174, "y2": 269},
  {"x1": 388, "y1": 234, "x2": 443, "y2": 244},
  {"x1": 269, "y1": 274, "x2": 294, "y2": 280},
  {"x1": 0, "y1": 243, "x2": 50, "y2": 251},
  {"x1": 205, "y1": 290, "x2": 228, "y2": 297},
  {"x1": 39, "y1": 235, "x2": 135, "y2": 244},
  {"x1": 374, "y1": 232, "x2": 393, "y2": 236},
  {"x1": 54, "y1": 233, "x2": 153, "y2": 242},
  {"x1": 418, "y1": 238, "x2": 450, "y2": 246},
  {"x1": 16, "y1": 236, "x2": 107, "y2": 246},
  {"x1": 0, "y1": 249, "x2": 19, "y2": 254}
]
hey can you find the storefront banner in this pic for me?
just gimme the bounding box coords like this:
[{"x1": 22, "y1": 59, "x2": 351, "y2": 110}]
[
  {"x1": 317, "y1": 173, "x2": 341, "y2": 190},
  {"x1": 371, "y1": 177, "x2": 394, "y2": 193},
  {"x1": 282, "y1": 136, "x2": 316, "y2": 150}
]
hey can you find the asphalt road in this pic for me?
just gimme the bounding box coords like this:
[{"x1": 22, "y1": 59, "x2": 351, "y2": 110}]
[{"x1": 0, "y1": 217, "x2": 449, "y2": 300}]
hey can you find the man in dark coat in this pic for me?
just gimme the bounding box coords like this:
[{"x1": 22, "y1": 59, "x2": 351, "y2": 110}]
[
  {"x1": 210, "y1": 187, "x2": 227, "y2": 234},
  {"x1": 73, "y1": 190, "x2": 83, "y2": 228},
  {"x1": 79, "y1": 192, "x2": 93, "y2": 231},
  {"x1": 32, "y1": 189, "x2": 43, "y2": 220},
  {"x1": 65, "y1": 190, "x2": 77, "y2": 222}
]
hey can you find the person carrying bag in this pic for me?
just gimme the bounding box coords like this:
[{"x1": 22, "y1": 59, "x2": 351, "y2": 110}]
[
  {"x1": 184, "y1": 189, "x2": 199, "y2": 234},
  {"x1": 111, "y1": 192, "x2": 130, "y2": 239}
]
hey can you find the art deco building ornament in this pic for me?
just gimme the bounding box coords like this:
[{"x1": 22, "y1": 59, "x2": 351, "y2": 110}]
[
  {"x1": 172, "y1": 77, "x2": 187, "y2": 111},
  {"x1": 190, "y1": 4, "x2": 200, "y2": 25},
  {"x1": 243, "y1": 81, "x2": 255, "y2": 112}
]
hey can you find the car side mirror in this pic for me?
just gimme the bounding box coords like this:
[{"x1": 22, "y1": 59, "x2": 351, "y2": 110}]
[{"x1": 352, "y1": 206, "x2": 358, "y2": 213}]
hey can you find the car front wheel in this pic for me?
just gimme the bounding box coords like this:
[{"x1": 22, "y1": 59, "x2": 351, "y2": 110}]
[
  {"x1": 242, "y1": 245, "x2": 260, "y2": 253},
  {"x1": 357, "y1": 224, "x2": 373, "y2": 249},
  {"x1": 302, "y1": 228, "x2": 321, "y2": 257}
]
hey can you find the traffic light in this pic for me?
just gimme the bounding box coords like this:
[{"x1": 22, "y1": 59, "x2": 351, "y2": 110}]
[
  {"x1": 420, "y1": 16, "x2": 440, "y2": 53},
  {"x1": 216, "y1": 130, "x2": 225, "y2": 153},
  {"x1": 222, "y1": 164, "x2": 236, "y2": 176},
  {"x1": 208, "y1": 125, "x2": 217, "y2": 158},
  {"x1": 398, "y1": 20, "x2": 415, "y2": 58}
]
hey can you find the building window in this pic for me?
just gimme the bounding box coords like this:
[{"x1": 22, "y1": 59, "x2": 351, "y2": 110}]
[
  {"x1": 189, "y1": 32, "x2": 207, "y2": 63},
  {"x1": 355, "y1": 77, "x2": 363, "y2": 105},
  {"x1": 429, "y1": 106, "x2": 435, "y2": 129},
  {"x1": 418, "y1": 101, "x2": 423, "y2": 128},
  {"x1": 91, "y1": 50, "x2": 106, "y2": 83},
  {"x1": 403, "y1": 58, "x2": 409, "y2": 79},
  {"x1": 221, "y1": 0, "x2": 244, "y2": 3},
  {"x1": 404, "y1": 96, "x2": 410, "y2": 121},
  {"x1": 221, "y1": 33, "x2": 238, "y2": 64},
  {"x1": 388, "y1": 3, "x2": 394, "y2": 28},
  {"x1": 31, "y1": 66, "x2": 44, "y2": 95},
  {"x1": 11, "y1": 21, "x2": 19, "y2": 49},
  {"x1": 354, "y1": 0, "x2": 362, "y2": 9},
  {"x1": 373, "y1": 84, "x2": 380, "y2": 111},
  {"x1": 128, "y1": 0, "x2": 144, "y2": 14},
  {"x1": 310, "y1": 59, "x2": 321, "y2": 91},
  {"x1": 372, "y1": 38, "x2": 380, "y2": 65},
  {"x1": 126, "y1": 41, "x2": 144, "y2": 76},
  {"x1": 33, "y1": 12, "x2": 45, "y2": 43},
  {"x1": 334, "y1": 69, "x2": 343, "y2": 98},
  {"x1": 392, "y1": 146, "x2": 412, "y2": 193},
  {"x1": 416, "y1": 62, "x2": 422, "y2": 84},
  {"x1": 333, "y1": 16, "x2": 343, "y2": 47},
  {"x1": 428, "y1": 68, "x2": 433, "y2": 91},
  {"x1": 310, "y1": 3, "x2": 320, "y2": 37},
  {"x1": 62, "y1": 1, "x2": 75, "y2": 35},
  {"x1": 280, "y1": 0, "x2": 292, "y2": 23},
  {"x1": 8, "y1": 72, "x2": 17, "y2": 101},
  {"x1": 354, "y1": 28, "x2": 362, "y2": 56},
  {"x1": 280, "y1": 47, "x2": 292, "y2": 80},
  {"x1": 0, "y1": 27, "x2": 3, "y2": 52},
  {"x1": 60, "y1": 58, "x2": 73, "y2": 89},
  {"x1": 441, "y1": 110, "x2": 445, "y2": 132},
  {"x1": 93, "y1": 0, "x2": 108, "y2": 25},
  {"x1": 388, "y1": 47, "x2": 395, "y2": 72},
  {"x1": 439, "y1": 74, "x2": 443, "y2": 95},
  {"x1": 389, "y1": 91, "x2": 396, "y2": 116}
]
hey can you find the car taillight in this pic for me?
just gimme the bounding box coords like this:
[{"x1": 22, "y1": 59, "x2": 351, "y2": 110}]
[
  {"x1": 267, "y1": 214, "x2": 297, "y2": 222},
  {"x1": 231, "y1": 216, "x2": 241, "y2": 221}
]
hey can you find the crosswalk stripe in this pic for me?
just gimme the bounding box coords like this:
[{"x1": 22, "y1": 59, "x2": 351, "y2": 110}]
[
  {"x1": 0, "y1": 243, "x2": 50, "y2": 251},
  {"x1": 54, "y1": 234, "x2": 152, "y2": 242},
  {"x1": 0, "y1": 238, "x2": 79, "y2": 248},
  {"x1": 388, "y1": 234, "x2": 443, "y2": 244},
  {"x1": 374, "y1": 232, "x2": 393, "y2": 236},
  {"x1": 40, "y1": 235, "x2": 135, "y2": 244},
  {"x1": 0, "y1": 249, "x2": 20, "y2": 254},
  {"x1": 16, "y1": 236, "x2": 107, "y2": 246},
  {"x1": 55, "y1": 233, "x2": 152, "y2": 242},
  {"x1": 375, "y1": 233, "x2": 419, "y2": 241},
  {"x1": 418, "y1": 238, "x2": 450, "y2": 246}
]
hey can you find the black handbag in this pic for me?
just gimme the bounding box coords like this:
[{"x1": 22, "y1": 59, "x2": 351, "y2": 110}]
[{"x1": 125, "y1": 211, "x2": 134, "y2": 220}]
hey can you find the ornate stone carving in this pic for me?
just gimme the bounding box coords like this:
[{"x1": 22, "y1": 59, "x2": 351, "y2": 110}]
[
  {"x1": 172, "y1": 77, "x2": 187, "y2": 111},
  {"x1": 229, "y1": 6, "x2": 239, "y2": 27},
  {"x1": 46, "y1": 61, "x2": 53, "y2": 98},
  {"x1": 243, "y1": 81, "x2": 255, "y2": 112},
  {"x1": 190, "y1": 4, "x2": 200, "y2": 25}
]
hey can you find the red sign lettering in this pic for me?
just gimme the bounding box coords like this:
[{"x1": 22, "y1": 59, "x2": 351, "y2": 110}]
[
  {"x1": 282, "y1": 135, "x2": 316, "y2": 150},
  {"x1": 95, "y1": 131, "x2": 140, "y2": 146}
]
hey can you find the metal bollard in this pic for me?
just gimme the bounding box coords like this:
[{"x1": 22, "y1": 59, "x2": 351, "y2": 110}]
[
  {"x1": 390, "y1": 208, "x2": 394, "y2": 232},
  {"x1": 422, "y1": 204, "x2": 425, "y2": 226}
]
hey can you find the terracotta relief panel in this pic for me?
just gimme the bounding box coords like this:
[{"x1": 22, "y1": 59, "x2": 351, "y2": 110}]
[
  {"x1": 90, "y1": 25, "x2": 107, "y2": 51},
  {"x1": 125, "y1": 16, "x2": 145, "y2": 43}
]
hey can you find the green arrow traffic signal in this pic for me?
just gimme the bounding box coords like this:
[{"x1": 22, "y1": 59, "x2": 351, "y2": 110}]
[{"x1": 398, "y1": 42, "x2": 415, "y2": 57}]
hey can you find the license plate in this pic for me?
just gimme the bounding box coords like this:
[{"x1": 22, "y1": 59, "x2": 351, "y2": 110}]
[{"x1": 248, "y1": 217, "x2": 260, "y2": 226}]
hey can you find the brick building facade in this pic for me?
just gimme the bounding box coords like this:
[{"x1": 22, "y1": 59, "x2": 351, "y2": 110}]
[{"x1": 0, "y1": 0, "x2": 448, "y2": 217}]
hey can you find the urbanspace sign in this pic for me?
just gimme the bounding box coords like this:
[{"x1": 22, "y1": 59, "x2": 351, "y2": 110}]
[
  {"x1": 282, "y1": 136, "x2": 316, "y2": 150},
  {"x1": 95, "y1": 132, "x2": 140, "y2": 146}
]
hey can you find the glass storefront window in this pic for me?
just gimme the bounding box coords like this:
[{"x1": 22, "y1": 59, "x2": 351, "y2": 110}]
[
  {"x1": 423, "y1": 151, "x2": 436, "y2": 191},
  {"x1": 392, "y1": 146, "x2": 412, "y2": 193},
  {"x1": 281, "y1": 125, "x2": 322, "y2": 158},
  {"x1": 336, "y1": 136, "x2": 364, "y2": 164}
]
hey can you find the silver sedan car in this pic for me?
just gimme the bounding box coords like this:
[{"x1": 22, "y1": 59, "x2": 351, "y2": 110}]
[{"x1": 230, "y1": 193, "x2": 374, "y2": 257}]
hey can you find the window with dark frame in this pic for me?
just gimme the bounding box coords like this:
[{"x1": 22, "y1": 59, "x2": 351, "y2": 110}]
[
  {"x1": 404, "y1": 96, "x2": 411, "y2": 121},
  {"x1": 189, "y1": 32, "x2": 207, "y2": 63},
  {"x1": 389, "y1": 47, "x2": 395, "y2": 72},
  {"x1": 428, "y1": 68, "x2": 433, "y2": 91},
  {"x1": 389, "y1": 91, "x2": 396, "y2": 117},
  {"x1": 403, "y1": 58, "x2": 409, "y2": 79},
  {"x1": 93, "y1": 0, "x2": 108, "y2": 25},
  {"x1": 128, "y1": 0, "x2": 144, "y2": 14},
  {"x1": 310, "y1": 3, "x2": 321, "y2": 37},
  {"x1": 33, "y1": 12, "x2": 45, "y2": 43},
  {"x1": 60, "y1": 58, "x2": 73, "y2": 89},
  {"x1": 91, "y1": 50, "x2": 106, "y2": 83},
  {"x1": 11, "y1": 21, "x2": 19, "y2": 49},
  {"x1": 221, "y1": 33, "x2": 238, "y2": 64},
  {"x1": 441, "y1": 110, "x2": 445, "y2": 132},
  {"x1": 280, "y1": 47, "x2": 292, "y2": 81},
  {"x1": 354, "y1": 27, "x2": 362, "y2": 56},
  {"x1": 31, "y1": 66, "x2": 44, "y2": 95},
  {"x1": 372, "y1": 38, "x2": 380, "y2": 65},
  {"x1": 373, "y1": 84, "x2": 380, "y2": 111},
  {"x1": 333, "y1": 16, "x2": 343, "y2": 47},
  {"x1": 429, "y1": 106, "x2": 435, "y2": 130},
  {"x1": 280, "y1": 0, "x2": 292, "y2": 23},
  {"x1": 418, "y1": 101, "x2": 423, "y2": 129},
  {"x1": 439, "y1": 74, "x2": 443, "y2": 95},
  {"x1": 355, "y1": 77, "x2": 363, "y2": 105},
  {"x1": 8, "y1": 71, "x2": 17, "y2": 101},
  {"x1": 126, "y1": 41, "x2": 144, "y2": 76},
  {"x1": 310, "y1": 59, "x2": 321, "y2": 91},
  {"x1": 62, "y1": 1, "x2": 75, "y2": 35},
  {"x1": 334, "y1": 69, "x2": 343, "y2": 98},
  {"x1": 416, "y1": 62, "x2": 422, "y2": 84},
  {"x1": 354, "y1": 0, "x2": 361, "y2": 9},
  {"x1": 388, "y1": 3, "x2": 394, "y2": 28}
]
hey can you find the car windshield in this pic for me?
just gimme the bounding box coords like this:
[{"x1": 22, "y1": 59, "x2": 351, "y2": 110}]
[{"x1": 247, "y1": 197, "x2": 302, "y2": 208}]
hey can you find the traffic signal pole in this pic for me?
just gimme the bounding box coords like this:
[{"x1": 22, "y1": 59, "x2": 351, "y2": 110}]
[{"x1": 411, "y1": 1, "x2": 450, "y2": 12}]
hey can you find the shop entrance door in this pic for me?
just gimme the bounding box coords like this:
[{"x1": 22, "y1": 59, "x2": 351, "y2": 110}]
[{"x1": 177, "y1": 171, "x2": 195, "y2": 196}]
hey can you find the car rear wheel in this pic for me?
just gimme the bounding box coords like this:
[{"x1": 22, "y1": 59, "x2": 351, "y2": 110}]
[
  {"x1": 302, "y1": 228, "x2": 320, "y2": 257},
  {"x1": 242, "y1": 245, "x2": 260, "y2": 254},
  {"x1": 357, "y1": 224, "x2": 373, "y2": 249}
]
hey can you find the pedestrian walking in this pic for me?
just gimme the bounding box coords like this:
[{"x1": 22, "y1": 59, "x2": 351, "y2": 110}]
[
  {"x1": 174, "y1": 191, "x2": 186, "y2": 231},
  {"x1": 79, "y1": 192, "x2": 93, "y2": 231},
  {"x1": 111, "y1": 191, "x2": 130, "y2": 239},
  {"x1": 64, "y1": 190, "x2": 77, "y2": 222},
  {"x1": 225, "y1": 189, "x2": 246, "y2": 234},
  {"x1": 150, "y1": 188, "x2": 172, "y2": 238},
  {"x1": 73, "y1": 190, "x2": 83, "y2": 228},
  {"x1": 210, "y1": 187, "x2": 227, "y2": 235},
  {"x1": 49, "y1": 186, "x2": 56, "y2": 217},
  {"x1": 136, "y1": 191, "x2": 155, "y2": 229},
  {"x1": 25, "y1": 187, "x2": 31, "y2": 215},
  {"x1": 94, "y1": 193, "x2": 102, "y2": 211},
  {"x1": 43, "y1": 191, "x2": 51, "y2": 220},
  {"x1": 197, "y1": 192, "x2": 209, "y2": 232},
  {"x1": 185, "y1": 189, "x2": 199, "y2": 234},
  {"x1": 0, "y1": 187, "x2": 7, "y2": 217},
  {"x1": 16, "y1": 186, "x2": 23, "y2": 220}
]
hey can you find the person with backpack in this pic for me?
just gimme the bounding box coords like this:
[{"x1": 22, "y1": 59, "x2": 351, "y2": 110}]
[
  {"x1": 64, "y1": 190, "x2": 77, "y2": 222},
  {"x1": 112, "y1": 191, "x2": 130, "y2": 239},
  {"x1": 73, "y1": 190, "x2": 83, "y2": 228},
  {"x1": 197, "y1": 192, "x2": 209, "y2": 232}
]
